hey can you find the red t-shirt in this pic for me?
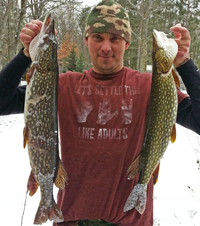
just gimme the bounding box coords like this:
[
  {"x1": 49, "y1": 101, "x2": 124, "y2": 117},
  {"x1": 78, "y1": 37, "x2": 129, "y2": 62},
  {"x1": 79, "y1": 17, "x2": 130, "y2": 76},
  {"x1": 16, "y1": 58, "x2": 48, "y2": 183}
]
[{"x1": 54, "y1": 67, "x2": 187, "y2": 226}]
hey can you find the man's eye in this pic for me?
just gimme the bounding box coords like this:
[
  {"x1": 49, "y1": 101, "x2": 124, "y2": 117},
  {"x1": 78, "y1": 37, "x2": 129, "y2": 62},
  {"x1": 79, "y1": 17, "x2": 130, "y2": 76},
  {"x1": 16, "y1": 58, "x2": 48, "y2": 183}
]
[
  {"x1": 112, "y1": 36, "x2": 121, "y2": 41},
  {"x1": 94, "y1": 35, "x2": 101, "y2": 40}
]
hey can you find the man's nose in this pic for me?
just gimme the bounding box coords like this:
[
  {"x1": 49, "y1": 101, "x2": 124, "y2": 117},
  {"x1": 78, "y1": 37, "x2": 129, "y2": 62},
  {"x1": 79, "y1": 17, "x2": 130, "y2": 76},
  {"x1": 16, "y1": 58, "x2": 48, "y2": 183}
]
[{"x1": 101, "y1": 40, "x2": 111, "y2": 54}]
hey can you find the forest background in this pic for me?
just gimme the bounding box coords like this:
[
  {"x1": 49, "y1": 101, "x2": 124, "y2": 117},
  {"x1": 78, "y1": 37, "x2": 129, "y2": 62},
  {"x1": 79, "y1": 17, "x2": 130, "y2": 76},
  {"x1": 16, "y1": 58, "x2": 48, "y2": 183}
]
[{"x1": 0, "y1": 0, "x2": 200, "y2": 78}]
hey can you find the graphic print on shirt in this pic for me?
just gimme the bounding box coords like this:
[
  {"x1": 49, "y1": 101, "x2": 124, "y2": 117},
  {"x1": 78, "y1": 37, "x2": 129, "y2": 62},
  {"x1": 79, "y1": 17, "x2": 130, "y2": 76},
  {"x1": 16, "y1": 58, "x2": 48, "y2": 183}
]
[
  {"x1": 76, "y1": 99, "x2": 133, "y2": 125},
  {"x1": 77, "y1": 102, "x2": 93, "y2": 123},
  {"x1": 96, "y1": 99, "x2": 118, "y2": 125},
  {"x1": 121, "y1": 99, "x2": 133, "y2": 125},
  {"x1": 75, "y1": 84, "x2": 141, "y2": 140}
]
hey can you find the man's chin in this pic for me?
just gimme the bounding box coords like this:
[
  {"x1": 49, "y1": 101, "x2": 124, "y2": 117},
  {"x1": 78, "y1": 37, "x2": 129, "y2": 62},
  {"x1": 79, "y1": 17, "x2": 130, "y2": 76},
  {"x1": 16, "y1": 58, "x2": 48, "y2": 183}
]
[
  {"x1": 96, "y1": 67, "x2": 115, "y2": 74},
  {"x1": 94, "y1": 63, "x2": 116, "y2": 74}
]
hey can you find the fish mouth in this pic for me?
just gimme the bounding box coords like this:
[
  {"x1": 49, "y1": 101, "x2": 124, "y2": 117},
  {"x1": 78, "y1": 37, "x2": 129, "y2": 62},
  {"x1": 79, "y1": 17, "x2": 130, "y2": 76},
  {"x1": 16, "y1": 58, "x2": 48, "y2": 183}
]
[
  {"x1": 153, "y1": 29, "x2": 178, "y2": 55},
  {"x1": 39, "y1": 13, "x2": 55, "y2": 41},
  {"x1": 152, "y1": 29, "x2": 166, "y2": 50},
  {"x1": 152, "y1": 29, "x2": 178, "y2": 73},
  {"x1": 152, "y1": 29, "x2": 158, "y2": 40},
  {"x1": 29, "y1": 13, "x2": 56, "y2": 61},
  {"x1": 152, "y1": 29, "x2": 159, "y2": 47}
]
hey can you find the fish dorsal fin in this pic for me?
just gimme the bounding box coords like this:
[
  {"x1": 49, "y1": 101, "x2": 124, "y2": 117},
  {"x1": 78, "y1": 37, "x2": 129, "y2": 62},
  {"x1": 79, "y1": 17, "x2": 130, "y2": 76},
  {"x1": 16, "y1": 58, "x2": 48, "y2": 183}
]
[
  {"x1": 27, "y1": 170, "x2": 39, "y2": 196},
  {"x1": 170, "y1": 124, "x2": 176, "y2": 143},
  {"x1": 172, "y1": 66, "x2": 180, "y2": 88},
  {"x1": 54, "y1": 160, "x2": 68, "y2": 189},
  {"x1": 127, "y1": 153, "x2": 141, "y2": 180}
]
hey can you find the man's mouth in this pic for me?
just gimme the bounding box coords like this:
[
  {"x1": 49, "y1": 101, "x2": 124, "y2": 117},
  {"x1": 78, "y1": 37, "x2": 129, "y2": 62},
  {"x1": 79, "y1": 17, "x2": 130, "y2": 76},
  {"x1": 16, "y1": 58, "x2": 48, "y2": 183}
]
[{"x1": 98, "y1": 55, "x2": 113, "y2": 58}]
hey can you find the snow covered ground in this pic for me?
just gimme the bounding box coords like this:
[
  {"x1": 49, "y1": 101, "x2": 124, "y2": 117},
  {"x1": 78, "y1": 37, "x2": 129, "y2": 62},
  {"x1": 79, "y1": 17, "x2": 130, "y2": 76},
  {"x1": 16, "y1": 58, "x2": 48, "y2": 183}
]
[
  {"x1": 0, "y1": 114, "x2": 200, "y2": 226},
  {"x1": 0, "y1": 114, "x2": 59, "y2": 226},
  {"x1": 153, "y1": 126, "x2": 200, "y2": 225}
]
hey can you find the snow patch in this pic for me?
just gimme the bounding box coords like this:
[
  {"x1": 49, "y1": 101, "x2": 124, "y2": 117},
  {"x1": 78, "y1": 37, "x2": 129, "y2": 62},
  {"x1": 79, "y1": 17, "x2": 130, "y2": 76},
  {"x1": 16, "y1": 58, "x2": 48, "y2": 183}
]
[{"x1": 0, "y1": 116, "x2": 199, "y2": 225}]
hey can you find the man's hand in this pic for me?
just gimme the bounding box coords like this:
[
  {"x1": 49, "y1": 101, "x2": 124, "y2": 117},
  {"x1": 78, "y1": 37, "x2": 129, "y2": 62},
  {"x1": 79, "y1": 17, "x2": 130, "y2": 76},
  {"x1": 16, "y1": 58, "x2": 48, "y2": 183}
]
[
  {"x1": 19, "y1": 20, "x2": 43, "y2": 57},
  {"x1": 170, "y1": 23, "x2": 191, "y2": 68}
]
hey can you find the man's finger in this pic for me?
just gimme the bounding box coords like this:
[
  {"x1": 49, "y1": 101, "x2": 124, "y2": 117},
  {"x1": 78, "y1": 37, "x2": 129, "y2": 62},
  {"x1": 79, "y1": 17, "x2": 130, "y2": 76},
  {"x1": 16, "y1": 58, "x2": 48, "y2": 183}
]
[
  {"x1": 25, "y1": 22, "x2": 42, "y2": 36},
  {"x1": 172, "y1": 23, "x2": 182, "y2": 27},
  {"x1": 170, "y1": 26, "x2": 190, "y2": 40},
  {"x1": 172, "y1": 31, "x2": 182, "y2": 40},
  {"x1": 30, "y1": 20, "x2": 43, "y2": 29}
]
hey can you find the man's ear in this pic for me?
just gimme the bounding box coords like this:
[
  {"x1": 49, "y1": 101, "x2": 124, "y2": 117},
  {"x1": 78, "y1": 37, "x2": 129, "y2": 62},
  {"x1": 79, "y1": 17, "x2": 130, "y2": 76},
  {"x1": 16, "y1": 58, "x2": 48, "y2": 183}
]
[
  {"x1": 125, "y1": 42, "x2": 130, "y2": 50},
  {"x1": 84, "y1": 37, "x2": 88, "y2": 47}
]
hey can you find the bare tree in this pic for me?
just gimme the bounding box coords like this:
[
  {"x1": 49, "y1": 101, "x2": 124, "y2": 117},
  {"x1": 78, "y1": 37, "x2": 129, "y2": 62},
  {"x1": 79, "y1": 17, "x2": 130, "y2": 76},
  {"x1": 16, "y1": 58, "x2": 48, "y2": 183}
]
[{"x1": 0, "y1": 0, "x2": 83, "y2": 69}]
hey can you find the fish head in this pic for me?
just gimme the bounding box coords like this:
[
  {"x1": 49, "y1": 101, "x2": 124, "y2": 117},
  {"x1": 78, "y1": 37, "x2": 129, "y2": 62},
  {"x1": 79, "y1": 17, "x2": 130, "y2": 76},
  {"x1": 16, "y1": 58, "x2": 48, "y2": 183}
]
[
  {"x1": 29, "y1": 13, "x2": 57, "y2": 72},
  {"x1": 37, "y1": 14, "x2": 57, "y2": 69},
  {"x1": 152, "y1": 29, "x2": 178, "y2": 74}
]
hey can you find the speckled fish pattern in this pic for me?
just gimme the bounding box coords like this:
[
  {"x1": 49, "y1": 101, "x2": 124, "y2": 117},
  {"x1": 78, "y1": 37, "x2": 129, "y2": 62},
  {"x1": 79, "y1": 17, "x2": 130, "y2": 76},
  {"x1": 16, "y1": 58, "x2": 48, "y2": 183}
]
[
  {"x1": 23, "y1": 14, "x2": 67, "y2": 225},
  {"x1": 124, "y1": 29, "x2": 179, "y2": 214}
]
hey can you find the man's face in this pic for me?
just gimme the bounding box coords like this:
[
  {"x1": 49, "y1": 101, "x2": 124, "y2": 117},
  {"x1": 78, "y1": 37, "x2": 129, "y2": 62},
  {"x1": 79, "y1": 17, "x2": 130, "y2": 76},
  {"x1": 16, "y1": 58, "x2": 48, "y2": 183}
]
[{"x1": 85, "y1": 33, "x2": 129, "y2": 74}]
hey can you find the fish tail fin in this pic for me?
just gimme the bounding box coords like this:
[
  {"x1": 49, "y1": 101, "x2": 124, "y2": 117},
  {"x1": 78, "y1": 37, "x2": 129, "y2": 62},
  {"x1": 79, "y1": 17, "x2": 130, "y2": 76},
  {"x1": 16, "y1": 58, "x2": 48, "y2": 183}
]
[
  {"x1": 123, "y1": 184, "x2": 147, "y2": 214},
  {"x1": 34, "y1": 199, "x2": 64, "y2": 224},
  {"x1": 54, "y1": 159, "x2": 68, "y2": 189},
  {"x1": 127, "y1": 153, "x2": 141, "y2": 180}
]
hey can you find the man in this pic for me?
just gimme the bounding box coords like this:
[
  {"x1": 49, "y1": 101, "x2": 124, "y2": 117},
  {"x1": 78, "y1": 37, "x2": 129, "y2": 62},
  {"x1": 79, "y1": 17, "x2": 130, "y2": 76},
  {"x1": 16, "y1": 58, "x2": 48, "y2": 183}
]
[{"x1": 0, "y1": 0, "x2": 200, "y2": 225}]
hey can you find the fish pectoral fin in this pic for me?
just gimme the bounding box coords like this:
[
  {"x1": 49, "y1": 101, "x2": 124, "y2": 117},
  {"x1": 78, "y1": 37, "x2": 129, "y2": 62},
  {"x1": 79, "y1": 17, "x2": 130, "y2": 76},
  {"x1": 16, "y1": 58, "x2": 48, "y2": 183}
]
[
  {"x1": 153, "y1": 163, "x2": 160, "y2": 185},
  {"x1": 170, "y1": 124, "x2": 176, "y2": 143},
  {"x1": 23, "y1": 126, "x2": 29, "y2": 149},
  {"x1": 54, "y1": 160, "x2": 68, "y2": 189},
  {"x1": 127, "y1": 153, "x2": 141, "y2": 180},
  {"x1": 27, "y1": 170, "x2": 39, "y2": 196},
  {"x1": 172, "y1": 66, "x2": 180, "y2": 88},
  {"x1": 26, "y1": 65, "x2": 35, "y2": 85}
]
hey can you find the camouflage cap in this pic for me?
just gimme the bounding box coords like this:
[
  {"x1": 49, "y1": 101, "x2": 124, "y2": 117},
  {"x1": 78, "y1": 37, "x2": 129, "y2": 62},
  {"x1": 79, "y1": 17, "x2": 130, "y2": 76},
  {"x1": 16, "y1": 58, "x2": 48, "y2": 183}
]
[{"x1": 85, "y1": 0, "x2": 131, "y2": 43}]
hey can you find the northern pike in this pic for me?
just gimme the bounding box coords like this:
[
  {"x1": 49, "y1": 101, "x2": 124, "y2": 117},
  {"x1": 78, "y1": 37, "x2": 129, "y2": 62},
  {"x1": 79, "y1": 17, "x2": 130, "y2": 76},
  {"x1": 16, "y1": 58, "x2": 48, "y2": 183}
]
[
  {"x1": 23, "y1": 14, "x2": 67, "y2": 224},
  {"x1": 123, "y1": 29, "x2": 180, "y2": 214}
]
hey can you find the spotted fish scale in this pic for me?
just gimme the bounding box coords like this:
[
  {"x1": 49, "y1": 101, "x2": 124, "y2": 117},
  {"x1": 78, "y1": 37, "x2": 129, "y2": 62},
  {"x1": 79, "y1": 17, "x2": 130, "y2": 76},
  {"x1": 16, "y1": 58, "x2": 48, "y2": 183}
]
[
  {"x1": 23, "y1": 14, "x2": 67, "y2": 225},
  {"x1": 123, "y1": 29, "x2": 179, "y2": 214}
]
